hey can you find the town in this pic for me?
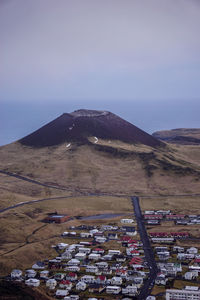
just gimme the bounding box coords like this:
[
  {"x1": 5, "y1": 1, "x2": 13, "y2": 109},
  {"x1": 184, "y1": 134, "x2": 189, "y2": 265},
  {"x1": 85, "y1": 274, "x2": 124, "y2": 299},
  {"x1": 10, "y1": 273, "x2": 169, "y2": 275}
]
[{"x1": 7, "y1": 197, "x2": 200, "y2": 300}]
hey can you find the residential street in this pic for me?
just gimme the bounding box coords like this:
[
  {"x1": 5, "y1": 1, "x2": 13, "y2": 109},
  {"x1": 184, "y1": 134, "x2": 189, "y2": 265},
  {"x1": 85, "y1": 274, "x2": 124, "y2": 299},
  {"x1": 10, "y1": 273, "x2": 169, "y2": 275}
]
[{"x1": 131, "y1": 196, "x2": 158, "y2": 299}]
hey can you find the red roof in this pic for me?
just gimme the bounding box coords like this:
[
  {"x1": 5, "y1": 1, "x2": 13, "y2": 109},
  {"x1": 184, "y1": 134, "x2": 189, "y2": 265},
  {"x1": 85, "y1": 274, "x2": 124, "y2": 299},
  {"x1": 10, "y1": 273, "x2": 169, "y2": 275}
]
[
  {"x1": 94, "y1": 248, "x2": 104, "y2": 252},
  {"x1": 97, "y1": 275, "x2": 106, "y2": 280},
  {"x1": 60, "y1": 280, "x2": 71, "y2": 285},
  {"x1": 68, "y1": 272, "x2": 77, "y2": 277},
  {"x1": 131, "y1": 250, "x2": 139, "y2": 254}
]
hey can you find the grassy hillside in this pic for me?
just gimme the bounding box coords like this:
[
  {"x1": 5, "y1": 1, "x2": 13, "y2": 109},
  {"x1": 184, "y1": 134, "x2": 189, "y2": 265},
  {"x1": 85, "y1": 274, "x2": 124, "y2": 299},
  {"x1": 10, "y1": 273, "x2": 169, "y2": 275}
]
[{"x1": 0, "y1": 140, "x2": 199, "y2": 198}]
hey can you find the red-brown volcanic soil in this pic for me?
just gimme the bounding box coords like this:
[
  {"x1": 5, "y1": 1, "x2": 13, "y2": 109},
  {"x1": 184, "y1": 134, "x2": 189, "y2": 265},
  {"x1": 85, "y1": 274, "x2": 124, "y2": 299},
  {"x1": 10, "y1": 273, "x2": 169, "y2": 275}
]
[{"x1": 19, "y1": 109, "x2": 163, "y2": 148}]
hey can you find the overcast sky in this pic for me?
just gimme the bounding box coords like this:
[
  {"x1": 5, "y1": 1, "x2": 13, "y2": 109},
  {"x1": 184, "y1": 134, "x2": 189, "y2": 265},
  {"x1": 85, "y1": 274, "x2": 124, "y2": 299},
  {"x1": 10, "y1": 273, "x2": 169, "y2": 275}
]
[{"x1": 1, "y1": 0, "x2": 200, "y2": 145}]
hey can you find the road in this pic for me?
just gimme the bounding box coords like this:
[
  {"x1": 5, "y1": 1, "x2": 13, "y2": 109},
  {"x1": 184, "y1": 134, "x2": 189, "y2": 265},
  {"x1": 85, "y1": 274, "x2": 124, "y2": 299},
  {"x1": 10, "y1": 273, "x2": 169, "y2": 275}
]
[
  {"x1": 0, "y1": 196, "x2": 75, "y2": 214},
  {"x1": 131, "y1": 196, "x2": 158, "y2": 300},
  {"x1": 0, "y1": 170, "x2": 67, "y2": 190}
]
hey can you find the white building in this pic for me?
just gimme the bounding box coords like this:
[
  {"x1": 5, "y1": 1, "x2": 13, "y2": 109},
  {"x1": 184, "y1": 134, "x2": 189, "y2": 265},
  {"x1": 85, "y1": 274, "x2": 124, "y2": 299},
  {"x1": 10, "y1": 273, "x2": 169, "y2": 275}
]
[
  {"x1": 81, "y1": 275, "x2": 95, "y2": 284},
  {"x1": 11, "y1": 269, "x2": 22, "y2": 280},
  {"x1": 46, "y1": 279, "x2": 57, "y2": 290},
  {"x1": 76, "y1": 281, "x2": 87, "y2": 291},
  {"x1": 166, "y1": 288, "x2": 200, "y2": 300},
  {"x1": 25, "y1": 269, "x2": 37, "y2": 278},
  {"x1": 106, "y1": 286, "x2": 121, "y2": 294},
  {"x1": 25, "y1": 278, "x2": 40, "y2": 287},
  {"x1": 86, "y1": 265, "x2": 98, "y2": 273},
  {"x1": 111, "y1": 276, "x2": 123, "y2": 286},
  {"x1": 108, "y1": 250, "x2": 121, "y2": 256},
  {"x1": 67, "y1": 259, "x2": 80, "y2": 266},
  {"x1": 40, "y1": 270, "x2": 49, "y2": 279},
  {"x1": 88, "y1": 253, "x2": 101, "y2": 260},
  {"x1": 121, "y1": 219, "x2": 134, "y2": 224},
  {"x1": 122, "y1": 285, "x2": 137, "y2": 296},
  {"x1": 79, "y1": 247, "x2": 91, "y2": 254},
  {"x1": 75, "y1": 252, "x2": 86, "y2": 260},
  {"x1": 56, "y1": 289, "x2": 69, "y2": 298}
]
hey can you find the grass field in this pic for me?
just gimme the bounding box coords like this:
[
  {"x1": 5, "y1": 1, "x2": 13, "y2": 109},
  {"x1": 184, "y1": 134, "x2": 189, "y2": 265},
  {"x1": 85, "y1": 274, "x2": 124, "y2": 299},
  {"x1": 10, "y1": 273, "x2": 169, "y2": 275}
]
[{"x1": 0, "y1": 195, "x2": 131, "y2": 275}]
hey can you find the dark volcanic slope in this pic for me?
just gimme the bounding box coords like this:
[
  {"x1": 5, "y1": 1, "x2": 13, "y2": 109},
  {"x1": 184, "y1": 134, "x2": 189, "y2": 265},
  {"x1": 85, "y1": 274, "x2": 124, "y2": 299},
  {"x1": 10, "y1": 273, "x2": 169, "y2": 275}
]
[
  {"x1": 153, "y1": 128, "x2": 200, "y2": 145},
  {"x1": 20, "y1": 109, "x2": 163, "y2": 148}
]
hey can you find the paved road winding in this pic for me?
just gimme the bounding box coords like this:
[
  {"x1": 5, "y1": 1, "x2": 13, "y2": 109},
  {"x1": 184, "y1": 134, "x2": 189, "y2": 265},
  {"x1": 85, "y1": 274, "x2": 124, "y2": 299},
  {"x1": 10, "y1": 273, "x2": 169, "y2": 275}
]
[{"x1": 131, "y1": 196, "x2": 158, "y2": 300}]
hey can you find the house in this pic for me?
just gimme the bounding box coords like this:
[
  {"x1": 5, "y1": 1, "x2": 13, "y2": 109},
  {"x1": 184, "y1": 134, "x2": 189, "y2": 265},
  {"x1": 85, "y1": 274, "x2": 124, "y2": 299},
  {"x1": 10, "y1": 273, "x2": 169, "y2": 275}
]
[
  {"x1": 184, "y1": 271, "x2": 198, "y2": 280},
  {"x1": 115, "y1": 254, "x2": 126, "y2": 262},
  {"x1": 86, "y1": 265, "x2": 99, "y2": 273},
  {"x1": 166, "y1": 288, "x2": 200, "y2": 300},
  {"x1": 155, "y1": 273, "x2": 168, "y2": 285},
  {"x1": 189, "y1": 265, "x2": 200, "y2": 271},
  {"x1": 55, "y1": 289, "x2": 69, "y2": 298},
  {"x1": 95, "y1": 236, "x2": 107, "y2": 243},
  {"x1": 108, "y1": 249, "x2": 121, "y2": 256},
  {"x1": 177, "y1": 253, "x2": 194, "y2": 260},
  {"x1": 65, "y1": 272, "x2": 77, "y2": 281},
  {"x1": 46, "y1": 279, "x2": 57, "y2": 289},
  {"x1": 88, "y1": 253, "x2": 101, "y2": 260},
  {"x1": 173, "y1": 246, "x2": 184, "y2": 253},
  {"x1": 92, "y1": 248, "x2": 104, "y2": 254},
  {"x1": 144, "y1": 210, "x2": 155, "y2": 215},
  {"x1": 122, "y1": 284, "x2": 137, "y2": 296},
  {"x1": 101, "y1": 254, "x2": 113, "y2": 261},
  {"x1": 95, "y1": 261, "x2": 108, "y2": 269},
  {"x1": 155, "y1": 246, "x2": 168, "y2": 253},
  {"x1": 116, "y1": 268, "x2": 128, "y2": 278},
  {"x1": 54, "y1": 273, "x2": 65, "y2": 280},
  {"x1": 111, "y1": 276, "x2": 123, "y2": 285},
  {"x1": 81, "y1": 275, "x2": 95, "y2": 284},
  {"x1": 96, "y1": 275, "x2": 107, "y2": 285},
  {"x1": 32, "y1": 261, "x2": 45, "y2": 269},
  {"x1": 144, "y1": 214, "x2": 163, "y2": 220},
  {"x1": 187, "y1": 247, "x2": 198, "y2": 254},
  {"x1": 146, "y1": 296, "x2": 156, "y2": 300},
  {"x1": 25, "y1": 278, "x2": 40, "y2": 287},
  {"x1": 146, "y1": 220, "x2": 160, "y2": 225},
  {"x1": 80, "y1": 232, "x2": 93, "y2": 238},
  {"x1": 40, "y1": 270, "x2": 49, "y2": 279},
  {"x1": 175, "y1": 220, "x2": 188, "y2": 225},
  {"x1": 157, "y1": 251, "x2": 170, "y2": 261},
  {"x1": 44, "y1": 213, "x2": 70, "y2": 223},
  {"x1": 11, "y1": 269, "x2": 22, "y2": 280},
  {"x1": 56, "y1": 243, "x2": 69, "y2": 250},
  {"x1": 25, "y1": 269, "x2": 37, "y2": 278},
  {"x1": 156, "y1": 210, "x2": 171, "y2": 215},
  {"x1": 64, "y1": 296, "x2": 79, "y2": 300},
  {"x1": 88, "y1": 283, "x2": 106, "y2": 293},
  {"x1": 79, "y1": 241, "x2": 92, "y2": 246},
  {"x1": 79, "y1": 247, "x2": 91, "y2": 254},
  {"x1": 108, "y1": 233, "x2": 118, "y2": 240},
  {"x1": 121, "y1": 219, "x2": 134, "y2": 224},
  {"x1": 122, "y1": 226, "x2": 136, "y2": 236},
  {"x1": 133, "y1": 277, "x2": 143, "y2": 286},
  {"x1": 102, "y1": 268, "x2": 113, "y2": 275},
  {"x1": 106, "y1": 285, "x2": 121, "y2": 294},
  {"x1": 76, "y1": 281, "x2": 87, "y2": 291},
  {"x1": 64, "y1": 266, "x2": 80, "y2": 272},
  {"x1": 75, "y1": 253, "x2": 86, "y2": 261},
  {"x1": 61, "y1": 250, "x2": 72, "y2": 259},
  {"x1": 67, "y1": 259, "x2": 80, "y2": 266},
  {"x1": 59, "y1": 280, "x2": 73, "y2": 290},
  {"x1": 151, "y1": 237, "x2": 174, "y2": 244},
  {"x1": 166, "y1": 214, "x2": 185, "y2": 221}
]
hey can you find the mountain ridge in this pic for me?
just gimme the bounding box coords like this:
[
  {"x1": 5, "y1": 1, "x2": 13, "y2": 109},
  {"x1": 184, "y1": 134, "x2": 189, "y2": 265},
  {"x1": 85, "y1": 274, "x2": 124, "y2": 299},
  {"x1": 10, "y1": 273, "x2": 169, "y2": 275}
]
[{"x1": 153, "y1": 128, "x2": 200, "y2": 145}]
